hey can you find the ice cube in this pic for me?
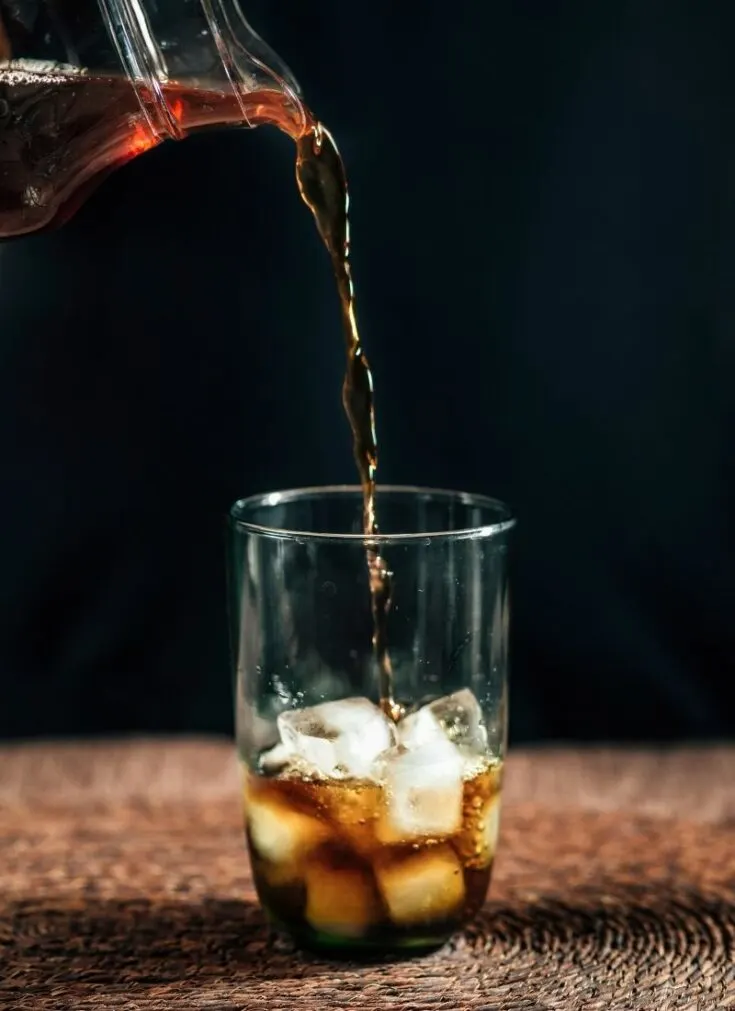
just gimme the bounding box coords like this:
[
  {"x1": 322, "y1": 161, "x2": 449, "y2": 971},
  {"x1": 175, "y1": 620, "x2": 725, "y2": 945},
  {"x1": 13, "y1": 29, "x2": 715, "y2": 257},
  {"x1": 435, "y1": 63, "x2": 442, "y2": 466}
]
[
  {"x1": 482, "y1": 793, "x2": 501, "y2": 856},
  {"x1": 374, "y1": 845, "x2": 465, "y2": 926},
  {"x1": 277, "y1": 697, "x2": 396, "y2": 779},
  {"x1": 257, "y1": 742, "x2": 294, "y2": 776},
  {"x1": 246, "y1": 792, "x2": 329, "y2": 878},
  {"x1": 377, "y1": 737, "x2": 465, "y2": 841},
  {"x1": 399, "y1": 689, "x2": 488, "y2": 756},
  {"x1": 304, "y1": 854, "x2": 382, "y2": 937}
]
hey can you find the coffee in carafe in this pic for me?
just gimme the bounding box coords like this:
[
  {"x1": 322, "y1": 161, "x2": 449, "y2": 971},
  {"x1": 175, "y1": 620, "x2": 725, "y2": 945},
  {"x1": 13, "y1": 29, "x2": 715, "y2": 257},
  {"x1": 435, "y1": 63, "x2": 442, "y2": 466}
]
[{"x1": 0, "y1": 0, "x2": 395, "y2": 710}]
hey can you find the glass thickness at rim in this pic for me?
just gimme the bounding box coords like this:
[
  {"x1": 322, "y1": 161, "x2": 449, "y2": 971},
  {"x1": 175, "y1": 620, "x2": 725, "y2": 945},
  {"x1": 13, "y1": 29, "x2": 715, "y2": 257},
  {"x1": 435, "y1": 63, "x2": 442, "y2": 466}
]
[{"x1": 229, "y1": 484, "x2": 515, "y2": 545}]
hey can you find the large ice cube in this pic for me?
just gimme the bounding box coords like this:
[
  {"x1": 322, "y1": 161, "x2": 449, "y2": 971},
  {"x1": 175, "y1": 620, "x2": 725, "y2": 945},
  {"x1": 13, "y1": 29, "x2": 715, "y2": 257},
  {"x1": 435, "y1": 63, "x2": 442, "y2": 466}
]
[
  {"x1": 374, "y1": 845, "x2": 465, "y2": 926},
  {"x1": 482, "y1": 794, "x2": 501, "y2": 857},
  {"x1": 246, "y1": 792, "x2": 329, "y2": 881},
  {"x1": 398, "y1": 689, "x2": 488, "y2": 756},
  {"x1": 277, "y1": 697, "x2": 396, "y2": 779},
  {"x1": 377, "y1": 737, "x2": 465, "y2": 841},
  {"x1": 304, "y1": 855, "x2": 382, "y2": 937}
]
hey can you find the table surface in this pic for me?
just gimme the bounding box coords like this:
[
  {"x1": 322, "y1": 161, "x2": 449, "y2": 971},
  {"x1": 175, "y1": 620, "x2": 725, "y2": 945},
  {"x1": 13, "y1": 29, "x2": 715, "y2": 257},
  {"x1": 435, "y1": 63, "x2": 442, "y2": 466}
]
[{"x1": 1, "y1": 739, "x2": 733, "y2": 1011}]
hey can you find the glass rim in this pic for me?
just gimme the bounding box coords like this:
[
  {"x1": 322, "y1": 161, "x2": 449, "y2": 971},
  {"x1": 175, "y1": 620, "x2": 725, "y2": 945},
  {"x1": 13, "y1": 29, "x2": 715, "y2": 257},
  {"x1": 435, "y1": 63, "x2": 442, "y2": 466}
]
[{"x1": 229, "y1": 484, "x2": 515, "y2": 544}]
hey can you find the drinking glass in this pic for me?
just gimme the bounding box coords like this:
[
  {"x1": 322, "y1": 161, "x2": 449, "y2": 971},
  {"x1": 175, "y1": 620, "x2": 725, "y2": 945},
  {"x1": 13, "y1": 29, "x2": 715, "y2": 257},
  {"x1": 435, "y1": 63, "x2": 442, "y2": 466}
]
[{"x1": 229, "y1": 486, "x2": 514, "y2": 954}]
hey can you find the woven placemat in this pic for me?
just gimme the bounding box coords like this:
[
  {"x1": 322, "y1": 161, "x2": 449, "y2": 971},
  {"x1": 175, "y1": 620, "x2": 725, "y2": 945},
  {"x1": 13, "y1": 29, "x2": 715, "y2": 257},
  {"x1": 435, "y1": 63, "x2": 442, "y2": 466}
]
[{"x1": 0, "y1": 740, "x2": 733, "y2": 1010}]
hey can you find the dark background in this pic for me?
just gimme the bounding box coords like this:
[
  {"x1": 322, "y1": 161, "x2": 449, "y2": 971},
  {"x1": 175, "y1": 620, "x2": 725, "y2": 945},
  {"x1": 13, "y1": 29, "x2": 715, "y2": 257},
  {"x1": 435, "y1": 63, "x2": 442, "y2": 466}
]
[{"x1": 1, "y1": 0, "x2": 734, "y2": 742}]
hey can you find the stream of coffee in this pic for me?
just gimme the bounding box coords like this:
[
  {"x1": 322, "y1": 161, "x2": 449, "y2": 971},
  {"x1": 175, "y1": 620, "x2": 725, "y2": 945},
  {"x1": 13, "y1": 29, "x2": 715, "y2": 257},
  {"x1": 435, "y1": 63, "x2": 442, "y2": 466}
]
[
  {"x1": 294, "y1": 123, "x2": 397, "y2": 722},
  {"x1": 0, "y1": 70, "x2": 397, "y2": 717}
]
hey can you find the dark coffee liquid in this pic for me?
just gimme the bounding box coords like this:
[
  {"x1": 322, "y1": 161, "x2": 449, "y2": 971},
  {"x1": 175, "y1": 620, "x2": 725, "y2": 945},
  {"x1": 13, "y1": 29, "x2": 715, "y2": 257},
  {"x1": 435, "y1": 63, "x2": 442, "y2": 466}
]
[
  {"x1": 246, "y1": 758, "x2": 501, "y2": 945},
  {"x1": 0, "y1": 68, "x2": 397, "y2": 716}
]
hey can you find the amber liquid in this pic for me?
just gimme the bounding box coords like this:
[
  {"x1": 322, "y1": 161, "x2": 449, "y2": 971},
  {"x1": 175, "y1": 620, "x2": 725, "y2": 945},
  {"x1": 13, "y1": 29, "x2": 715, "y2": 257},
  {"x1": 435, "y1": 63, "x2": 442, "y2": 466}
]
[
  {"x1": 245, "y1": 759, "x2": 501, "y2": 948},
  {"x1": 0, "y1": 69, "x2": 396, "y2": 715}
]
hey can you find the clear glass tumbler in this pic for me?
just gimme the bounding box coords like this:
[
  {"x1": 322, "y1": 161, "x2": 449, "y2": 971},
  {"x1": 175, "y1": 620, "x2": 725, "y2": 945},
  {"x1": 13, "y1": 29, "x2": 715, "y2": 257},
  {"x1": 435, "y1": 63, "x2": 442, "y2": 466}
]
[{"x1": 229, "y1": 486, "x2": 514, "y2": 955}]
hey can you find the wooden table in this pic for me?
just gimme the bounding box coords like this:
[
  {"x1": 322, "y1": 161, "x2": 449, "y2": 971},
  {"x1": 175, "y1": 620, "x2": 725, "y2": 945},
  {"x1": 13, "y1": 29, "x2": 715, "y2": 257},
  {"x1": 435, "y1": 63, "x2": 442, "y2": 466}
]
[{"x1": 1, "y1": 740, "x2": 733, "y2": 1010}]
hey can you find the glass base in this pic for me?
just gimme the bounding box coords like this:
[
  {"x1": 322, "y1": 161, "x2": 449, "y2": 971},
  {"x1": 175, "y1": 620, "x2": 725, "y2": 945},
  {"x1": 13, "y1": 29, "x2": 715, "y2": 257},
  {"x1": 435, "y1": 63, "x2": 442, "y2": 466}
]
[{"x1": 266, "y1": 910, "x2": 450, "y2": 960}]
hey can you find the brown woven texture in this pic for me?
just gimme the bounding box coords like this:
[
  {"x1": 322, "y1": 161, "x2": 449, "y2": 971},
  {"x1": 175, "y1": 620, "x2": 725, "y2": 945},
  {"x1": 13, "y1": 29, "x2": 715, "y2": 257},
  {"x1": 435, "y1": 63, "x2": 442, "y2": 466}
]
[{"x1": 1, "y1": 740, "x2": 733, "y2": 1011}]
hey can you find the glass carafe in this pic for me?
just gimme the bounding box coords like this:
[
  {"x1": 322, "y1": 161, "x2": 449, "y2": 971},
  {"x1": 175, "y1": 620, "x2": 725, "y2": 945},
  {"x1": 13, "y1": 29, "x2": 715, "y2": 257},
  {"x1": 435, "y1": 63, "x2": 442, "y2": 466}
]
[{"x1": 0, "y1": 0, "x2": 305, "y2": 237}]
